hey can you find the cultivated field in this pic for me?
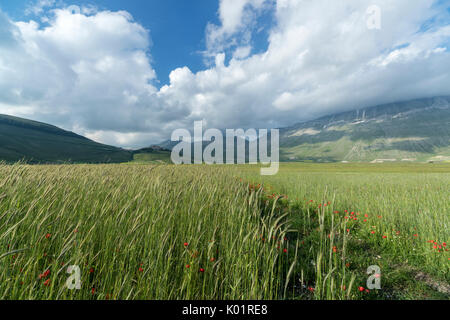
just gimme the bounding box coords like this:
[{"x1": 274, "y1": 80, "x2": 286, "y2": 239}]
[{"x1": 0, "y1": 163, "x2": 448, "y2": 300}]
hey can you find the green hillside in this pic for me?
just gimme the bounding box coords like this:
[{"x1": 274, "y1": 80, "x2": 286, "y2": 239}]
[
  {"x1": 280, "y1": 96, "x2": 450, "y2": 163},
  {"x1": 131, "y1": 146, "x2": 172, "y2": 164},
  {"x1": 0, "y1": 114, "x2": 132, "y2": 163}
]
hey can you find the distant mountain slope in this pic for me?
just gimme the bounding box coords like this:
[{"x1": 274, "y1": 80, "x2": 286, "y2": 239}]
[
  {"x1": 280, "y1": 96, "x2": 450, "y2": 162},
  {"x1": 131, "y1": 146, "x2": 172, "y2": 164},
  {"x1": 0, "y1": 114, "x2": 132, "y2": 163}
]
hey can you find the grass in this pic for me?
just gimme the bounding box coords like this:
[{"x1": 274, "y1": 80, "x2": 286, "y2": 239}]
[
  {"x1": 131, "y1": 151, "x2": 171, "y2": 164},
  {"x1": 0, "y1": 163, "x2": 289, "y2": 300},
  {"x1": 246, "y1": 163, "x2": 450, "y2": 299},
  {"x1": 0, "y1": 162, "x2": 448, "y2": 300}
]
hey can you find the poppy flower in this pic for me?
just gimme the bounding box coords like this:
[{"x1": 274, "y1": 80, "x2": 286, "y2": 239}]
[
  {"x1": 91, "y1": 287, "x2": 95, "y2": 294},
  {"x1": 186, "y1": 264, "x2": 190, "y2": 269},
  {"x1": 184, "y1": 242, "x2": 189, "y2": 247},
  {"x1": 39, "y1": 269, "x2": 51, "y2": 279},
  {"x1": 308, "y1": 287, "x2": 314, "y2": 293},
  {"x1": 45, "y1": 233, "x2": 51, "y2": 239},
  {"x1": 43, "y1": 279, "x2": 51, "y2": 287},
  {"x1": 358, "y1": 286, "x2": 365, "y2": 292},
  {"x1": 199, "y1": 268, "x2": 205, "y2": 273}
]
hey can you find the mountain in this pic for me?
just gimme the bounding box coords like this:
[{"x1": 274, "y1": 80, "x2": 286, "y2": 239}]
[
  {"x1": 279, "y1": 96, "x2": 450, "y2": 162},
  {"x1": 158, "y1": 96, "x2": 450, "y2": 163},
  {"x1": 4, "y1": 96, "x2": 448, "y2": 164},
  {"x1": 0, "y1": 114, "x2": 132, "y2": 163}
]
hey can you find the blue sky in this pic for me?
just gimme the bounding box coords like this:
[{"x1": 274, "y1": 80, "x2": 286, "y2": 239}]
[{"x1": 0, "y1": 0, "x2": 449, "y2": 148}]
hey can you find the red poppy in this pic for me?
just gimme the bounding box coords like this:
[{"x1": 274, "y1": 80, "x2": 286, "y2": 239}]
[
  {"x1": 139, "y1": 267, "x2": 144, "y2": 272},
  {"x1": 199, "y1": 268, "x2": 205, "y2": 273},
  {"x1": 39, "y1": 269, "x2": 51, "y2": 279},
  {"x1": 308, "y1": 287, "x2": 314, "y2": 293},
  {"x1": 91, "y1": 287, "x2": 95, "y2": 294},
  {"x1": 89, "y1": 268, "x2": 94, "y2": 273},
  {"x1": 45, "y1": 233, "x2": 51, "y2": 239},
  {"x1": 184, "y1": 242, "x2": 189, "y2": 247},
  {"x1": 358, "y1": 286, "x2": 365, "y2": 292},
  {"x1": 43, "y1": 279, "x2": 51, "y2": 287},
  {"x1": 186, "y1": 264, "x2": 190, "y2": 269}
]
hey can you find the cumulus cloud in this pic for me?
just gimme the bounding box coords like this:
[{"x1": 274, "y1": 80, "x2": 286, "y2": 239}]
[
  {"x1": 0, "y1": 6, "x2": 186, "y2": 148},
  {"x1": 1, "y1": 0, "x2": 450, "y2": 148},
  {"x1": 160, "y1": 0, "x2": 450, "y2": 130},
  {"x1": 205, "y1": 0, "x2": 272, "y2": 56}
]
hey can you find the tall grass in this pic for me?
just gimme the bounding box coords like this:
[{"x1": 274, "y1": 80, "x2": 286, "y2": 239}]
[
  {"x1": 0, "y1": 164, "x2": 289, "y2": 300},
  {"x1": 1, "y1": 162, "x2": 448, "y2": 300},
  {"x1": 246, "y1": 163, "x2": 450, "y2": 299}
]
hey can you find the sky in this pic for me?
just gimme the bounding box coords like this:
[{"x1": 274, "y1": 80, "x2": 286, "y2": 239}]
[{"x1": 0, "y1": 0, "x2": 450, "y2": 148}]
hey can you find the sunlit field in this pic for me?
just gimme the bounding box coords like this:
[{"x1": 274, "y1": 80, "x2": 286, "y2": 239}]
[
  {"x1": 246, "y1": 163, "x2": 450, "y2": 299},
  {"x1": 0, "y1": 163, "x2": 448, "y2": 300}
]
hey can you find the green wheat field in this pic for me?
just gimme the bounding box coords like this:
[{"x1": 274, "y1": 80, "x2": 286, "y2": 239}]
[{"x1": 0, "y1": 162, "x2": 448, "y2": 300}]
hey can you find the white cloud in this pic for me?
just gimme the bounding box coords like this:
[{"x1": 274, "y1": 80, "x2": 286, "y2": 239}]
[
  {"x1": 160, "y1": 0, "x2": 450, "y2": 131},
  {"x1": 205, "y1": 0, "x2": 272, "y2": 56},
  {"x1": 25, "y1": 0, "x2": 56, "y2": 16},
  {"x1": 1, "y1": 0, "x2": 450, "y2": 148}
]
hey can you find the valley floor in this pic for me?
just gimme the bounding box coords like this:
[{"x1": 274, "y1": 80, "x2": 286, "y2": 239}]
[{"x1": 0, "y1": 163, "x2": 448, "y2": 300}]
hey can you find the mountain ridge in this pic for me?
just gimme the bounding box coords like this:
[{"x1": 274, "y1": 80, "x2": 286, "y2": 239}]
[
  {"x1": 1, "y1": 96, "x2": 450, "y2": 164},
  {"x1": 280, "y1": 96, "x2": 450, "y2": 162},
  {"x1": 0, "y1": 114, "x2": 132, "y2": 163}
]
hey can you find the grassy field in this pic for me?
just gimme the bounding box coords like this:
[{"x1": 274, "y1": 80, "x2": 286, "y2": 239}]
[
  {"x1": 246, "y1": 163, "x2": 450, "y2": 299},
  {"x1": 0, "y1": 162, "x2": 448, "y2": 300}
]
